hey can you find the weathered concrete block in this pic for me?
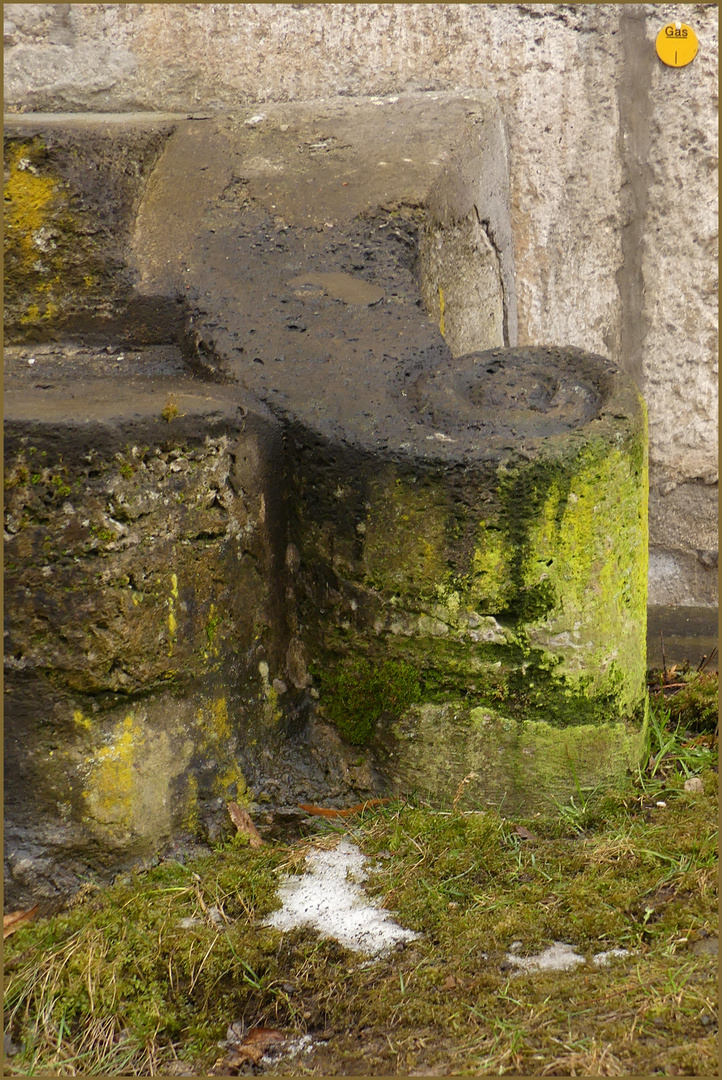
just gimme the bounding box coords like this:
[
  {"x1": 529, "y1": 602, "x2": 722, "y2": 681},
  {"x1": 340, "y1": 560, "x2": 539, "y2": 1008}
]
[
  {"x1": 3, "y1": 378, "x2": 288, "y2": 904},
  {"x1": 285, "y1": 346, "x2": 649, "y2": 808},
  {"x1": 3, "y1": 5, "x2": 717, "y2": 604}
]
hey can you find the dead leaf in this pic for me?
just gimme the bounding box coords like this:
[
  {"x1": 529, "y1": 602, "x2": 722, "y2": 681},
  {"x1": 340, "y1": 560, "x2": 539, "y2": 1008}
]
[
  {"x1": 3, "y1": 905, "x2": 39, "y2": 939},
  {"x1": 227, "y1": 802, "x2": 264, "y2": 848},
  {"x1": 514, "y1": 825, "x2": 539, "y2": 841},
  {"x1": 242, "y1": 1026, "x2": 286, "y2": 1049},
  {"x1": 212, "y1": 1026, "x2": 286, "y2": 1073},
  {"x1": 297, "y1": 798, "x2": 390, "y2": 819}
]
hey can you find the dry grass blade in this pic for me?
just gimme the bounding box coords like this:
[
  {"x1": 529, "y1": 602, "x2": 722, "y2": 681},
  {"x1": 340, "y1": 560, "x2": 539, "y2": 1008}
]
[
  {"x1": 541, "y1": 1043, "x2": 625, "y2": 1076},
  {"x1": 582, "y1": 834, "x2": 640, "y2": 866},
  {"x1": 3, "y1": 905, "x2": 39, "y2": 939},
  {"x1": 227, "y1": 802, "x2": 264, "y2": 847},
  {"x1": 452, "y1": 772, "x2": 479, "y2": 813}
]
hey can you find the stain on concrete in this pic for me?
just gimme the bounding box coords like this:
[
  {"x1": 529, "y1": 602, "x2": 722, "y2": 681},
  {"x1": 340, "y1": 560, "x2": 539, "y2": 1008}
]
[{"x1": 616, "y1": 5, "x2": 653, "y2": 390}]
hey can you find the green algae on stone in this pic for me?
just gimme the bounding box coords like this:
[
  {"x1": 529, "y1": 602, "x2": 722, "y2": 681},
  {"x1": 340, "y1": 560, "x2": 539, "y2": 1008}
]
[
  {"x1": 289, "y1": 350, "x2": 648, "y2": 806},
  {"x1": 362, "y1": 470, "x2": 450, "y2": 598},
  {"x1": 374, "y1": 699, "x2": 647, "y2": 812}
]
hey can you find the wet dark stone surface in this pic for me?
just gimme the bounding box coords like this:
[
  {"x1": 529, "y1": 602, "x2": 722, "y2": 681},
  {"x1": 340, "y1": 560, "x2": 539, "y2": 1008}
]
[
  {"x1": 402, "y1": 347, "x2": 605, "y2": 441},
  {"x1": 646, "y1": 606, "x2": 718, "y2": 670}
]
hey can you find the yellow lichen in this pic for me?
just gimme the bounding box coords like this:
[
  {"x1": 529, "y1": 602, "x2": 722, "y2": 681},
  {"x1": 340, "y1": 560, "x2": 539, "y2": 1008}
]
[
  {"x1": 4, "y1": 144, "x2": 59, "y2": 261},
  {"x1": 196, "y1": 696, "x2": 232, "y2": 745},
  {"x1": 167, "y1": 572, "x2": 179, "y2": 654},
  {"x1": 194, "y1": 696, "x2": 248, "y2": 801},
  {"x1": 73, "y1": 709, "x2": 92, "y2": 732},
  {"x1": 82, "y1": 715, "x2": 141, "y2": 831},
  {"x1": 212, "y1": 764, "x2": 248, "y2": 801},
  {"x1": 81, "y1": 714, "x2": 187, "y2": 842},
  {"x1": 4, "y1": 137, "x2": 108, "y2": 330}
]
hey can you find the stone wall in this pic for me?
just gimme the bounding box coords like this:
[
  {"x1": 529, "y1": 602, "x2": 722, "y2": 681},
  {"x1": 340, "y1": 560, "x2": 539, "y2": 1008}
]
[{"x1": 4, "y1": 2, "x2": 718, "y2": 605}]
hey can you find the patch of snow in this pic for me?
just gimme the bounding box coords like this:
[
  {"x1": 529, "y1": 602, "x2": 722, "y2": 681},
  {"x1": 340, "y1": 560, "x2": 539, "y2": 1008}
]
[
  {"x1": 506, "y1": 941, "x2": 585, "y2": 973},
  {"x1": 264, "y1": 840, "x2": 419, "y2": 956},
  {"x1": 592, "y1": 948, "x2": 631, "y2": 966},
  {"x1": 506, "y1": 942, "x2": 633, "y2": 974},
  {"x1": 276, "y1": 1034, "x2": 315, "y2": 1059}
]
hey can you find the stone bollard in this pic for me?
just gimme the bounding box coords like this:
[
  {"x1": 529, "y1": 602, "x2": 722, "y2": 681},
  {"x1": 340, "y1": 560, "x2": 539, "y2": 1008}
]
[{"x1": 286, "y1": 346, "x2": 649, "y2": 811}]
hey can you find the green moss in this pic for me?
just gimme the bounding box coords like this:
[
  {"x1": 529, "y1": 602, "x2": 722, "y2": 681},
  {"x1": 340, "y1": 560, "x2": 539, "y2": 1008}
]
[
  {"x1": 3, "y1": 846, "x2": 286, "y2": 1073},
  {"x1": 469, "y1": 522, "x2": 514, "y2": 610},
  {"x1": 50, "y1": 475, "x2": 72, "y2": 497},
  {"x1": 205, "y1": 603, "x2": 221, "y2": 650},
  {"x1": 490, "y1": 431, "x2": 648, "y2": 698},
  {"x1": 4, "y1": 463, "x2": 29, "y2": 489},
  {"x1": 91, "y1": 525, "x2": 115, "y2": 545},
  {"x1": 161, "y1": 399, "x2": 179, "y2": 422},
  {"x1": 320, "y1": 657, "x2": 422, "y2": 745},
  {"x1": 362, "y1": 471, "x2": 450, "y2": 597}
]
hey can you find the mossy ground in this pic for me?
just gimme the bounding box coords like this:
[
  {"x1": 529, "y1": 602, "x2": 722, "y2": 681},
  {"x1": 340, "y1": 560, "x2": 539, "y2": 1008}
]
[{"x1": 4, "y1": 675, "x2": 717, "y2": 1077}]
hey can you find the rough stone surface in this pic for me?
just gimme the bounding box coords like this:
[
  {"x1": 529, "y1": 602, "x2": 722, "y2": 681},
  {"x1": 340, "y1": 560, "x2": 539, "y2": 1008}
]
[
  {"x1": 3, "y1": 347, "x2": 388, "y2": 908},
  {"x1": 3, "y1": 360, "x2": 267, "y2": 904},
  {"x1": 3, "y1": 3, "x2": 717, "y2": 604}
]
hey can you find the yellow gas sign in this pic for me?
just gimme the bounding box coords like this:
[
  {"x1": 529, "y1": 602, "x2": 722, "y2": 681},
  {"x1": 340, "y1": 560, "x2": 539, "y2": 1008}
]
[{"x1": 656, "y1": 22, "x2": 699, "y2": 67}]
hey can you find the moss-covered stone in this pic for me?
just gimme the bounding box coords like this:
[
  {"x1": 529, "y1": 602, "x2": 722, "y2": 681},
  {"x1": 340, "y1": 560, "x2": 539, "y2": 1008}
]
[
  {"x1": 375, "y1": 699, "x2": 648, "y2": 812},
  {"x1": 287, "y1": 351, "x2": 648, "y2": 807}
]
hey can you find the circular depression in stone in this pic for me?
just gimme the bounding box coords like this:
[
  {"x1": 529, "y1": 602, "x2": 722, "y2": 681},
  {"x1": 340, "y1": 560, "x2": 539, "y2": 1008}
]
[{"x1": 403, "y1": 346, "x2": 615, "y2": 443}]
